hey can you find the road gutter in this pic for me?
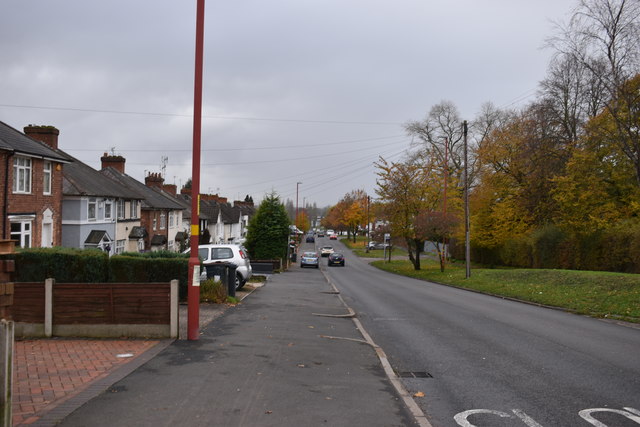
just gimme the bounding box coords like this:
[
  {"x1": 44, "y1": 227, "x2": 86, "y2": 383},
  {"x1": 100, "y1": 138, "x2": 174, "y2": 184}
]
[{"x1": 321, "y1": 270, "x2": 434, "y2": 427}]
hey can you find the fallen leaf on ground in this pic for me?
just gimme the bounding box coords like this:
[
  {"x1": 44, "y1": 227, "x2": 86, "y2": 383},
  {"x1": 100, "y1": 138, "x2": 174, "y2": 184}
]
[{"x1": 414, "y1": 391, "x2": 425, "y2": 398}]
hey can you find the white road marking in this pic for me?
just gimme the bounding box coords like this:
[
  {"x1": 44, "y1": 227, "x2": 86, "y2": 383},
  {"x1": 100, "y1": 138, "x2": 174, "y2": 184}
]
[
  {"x1": 579, "y1": 408, "x2": 640, "y2": 426},
  {"x1": 454, "y1": 409, "x2": 512, "y2": 427}
]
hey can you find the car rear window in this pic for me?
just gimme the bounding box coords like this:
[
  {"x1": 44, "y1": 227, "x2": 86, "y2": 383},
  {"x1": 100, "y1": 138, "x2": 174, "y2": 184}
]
[
  {"x1": 198, "y1": 248, "x2": 209, "y2": 260},
  {"x1": 211, "y1": 247, "x2": 234, "y2": 259}
]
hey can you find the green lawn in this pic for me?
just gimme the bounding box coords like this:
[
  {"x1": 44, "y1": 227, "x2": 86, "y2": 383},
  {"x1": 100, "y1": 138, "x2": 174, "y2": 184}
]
[
  {"x1": 340, "y1": 236, "x2": 405, "y2": 258},
  {"x1": 347, "y1": 248, "x2": 639, "y2": 323}
]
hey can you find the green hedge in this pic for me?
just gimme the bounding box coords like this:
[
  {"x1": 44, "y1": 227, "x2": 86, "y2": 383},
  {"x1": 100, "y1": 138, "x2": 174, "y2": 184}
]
[
  {"x1": 110, "y1": 253, "x2": 190, "y2": 299},
  {"x1": 0, "y1": 247, "x2": 109, "y2": 282},
  {"x1": 470, "y1": 220, "x2": 640, "y2": 273},
  {"x1": 1, "y1": 248, "x2": 191, "y2": 300}
]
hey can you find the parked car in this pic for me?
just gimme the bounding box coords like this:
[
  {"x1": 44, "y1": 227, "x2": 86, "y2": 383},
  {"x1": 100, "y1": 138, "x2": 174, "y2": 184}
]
[
  {"x1": 329, "y1": 234, "x2": 338, "y2": 240},
  {"x1": 320, "y1": 246, "x2": 334, "y2": 257},
  {"x1": 327, "y1": 252, "x2": 345, "y2": 266},
  {"x1": 306, "y1": 235, "x2": 315, "y2": 243},
  {"x1": 368, "y1": 241, "x2": 389, "y2": 250},
  {"x1": 317, "y1": 231, "x2": 325, "y2": 237},
  {"x1": 184, "y1": 244, "x2": 252, "y2": 289},
  {"x1": 300, "y1": 251, "x2": 320, "y2": 268}
]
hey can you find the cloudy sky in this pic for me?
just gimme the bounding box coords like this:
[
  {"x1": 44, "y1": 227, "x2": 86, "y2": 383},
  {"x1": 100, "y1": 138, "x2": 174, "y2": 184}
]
[{"x1": 1, "y1": 0, "x2": 576, "y2": 207}]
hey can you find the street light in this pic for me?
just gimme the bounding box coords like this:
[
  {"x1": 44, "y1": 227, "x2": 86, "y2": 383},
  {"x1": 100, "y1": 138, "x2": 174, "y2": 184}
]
[
  {"x1": 295, "y1": 181, "x2": 302, "y2": 229},
  {"x1": 187, "y1": 0, "x2": 206, "y2": 341}
]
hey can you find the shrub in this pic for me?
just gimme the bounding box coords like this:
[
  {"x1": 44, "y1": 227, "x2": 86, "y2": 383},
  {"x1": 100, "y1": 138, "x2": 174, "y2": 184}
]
[
  {"x1": 109, "y1": 253, "x2": 190, "y2": 299},
  {"x1": 199, "y1": 278, "x2": 227, "y2": 303},
  {"x1": 530, "y1": 225, "x2": 565, "y2": 269},
  {"x1": 0, "y1": 247, "x2": 109, "y2": 282}
]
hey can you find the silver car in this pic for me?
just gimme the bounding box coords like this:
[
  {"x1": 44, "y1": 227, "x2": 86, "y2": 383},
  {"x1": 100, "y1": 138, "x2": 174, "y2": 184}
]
[
  {"x1": 300, "y1": 251, "x2": 320, "y2": 268},
  {"x1": 185, "y1": 244, "x2": 253, "y2": 289}
]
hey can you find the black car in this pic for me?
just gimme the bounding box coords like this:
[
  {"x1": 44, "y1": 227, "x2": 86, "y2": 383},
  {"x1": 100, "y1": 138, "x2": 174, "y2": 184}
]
[
  {"x1": 306, "y1": 235, "x2": 315, "y2": 243},
  {"x1": 327, "y1": 252, "x2": 345, "y2": 266}
]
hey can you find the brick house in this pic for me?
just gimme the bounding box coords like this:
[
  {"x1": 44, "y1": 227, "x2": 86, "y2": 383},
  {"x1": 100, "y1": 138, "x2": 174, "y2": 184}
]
[{"x1": 0, "y1": 122, "x2": 70, "y2": 248}]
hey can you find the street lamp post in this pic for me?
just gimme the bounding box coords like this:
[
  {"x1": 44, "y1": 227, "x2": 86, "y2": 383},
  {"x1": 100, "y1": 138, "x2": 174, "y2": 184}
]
[
  {"x1": 295, "y1": 181, "x2": 302, "y2": 228},
  {"x1": 187, "y1": 0, "x2": 206, "y2": 341}
]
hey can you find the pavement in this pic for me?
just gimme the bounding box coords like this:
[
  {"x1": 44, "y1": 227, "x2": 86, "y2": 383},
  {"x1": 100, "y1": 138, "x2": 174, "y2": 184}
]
[
  {"x1": 9, "y1": 261, "x2": 421, "y2": 427},
  {"x1": 11, "y1": 285, "x2": 251, "y2": 426}
]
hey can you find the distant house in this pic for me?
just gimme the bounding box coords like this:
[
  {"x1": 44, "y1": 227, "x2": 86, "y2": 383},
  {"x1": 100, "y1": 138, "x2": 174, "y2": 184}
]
[
  {"x1": 199, "y1": 197, "x2": 255, "y2": 244},
  {"x1": 0, "y1": 122, "x2": 70, "y2": 248},
  {"x1": 99, "y1": 154, "x2": 185, "y2": 252},
  {"x1": 61, "y1": 153, "x2": 144, "y2": 254}
]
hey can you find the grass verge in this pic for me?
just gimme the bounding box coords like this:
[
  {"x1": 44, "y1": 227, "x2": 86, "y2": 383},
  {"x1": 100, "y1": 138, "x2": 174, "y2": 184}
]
[
  {"x1": 368, "y1": 258, "x2": 640, "y2": 323},
  {"x1": 340, "y1": 236, "x2": 405, "y2": 258}
]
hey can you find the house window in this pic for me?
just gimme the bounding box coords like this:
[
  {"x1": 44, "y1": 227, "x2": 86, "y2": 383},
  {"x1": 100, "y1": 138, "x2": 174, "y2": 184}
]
[
  {"x1": 13, "y1": 156, "x2": 32, "y2": 193},
  {"x1": 10, "y1": 220, "x2": 32, "y2": 248},
  {"x1": 160, "y1": 213, "x2": 166, "y2": 229},
  {"x1": 115, "y1": 239, "x2": 125, "y2": 254},
  {"x1": 153, "y1": 217, "x2": 157, "y2": 231},
  {"x1": 88, "y1": 198, "x2": 97, "y2": 221},
  {"x1": 137, "y1": 239, "x2": 145, "y2": 252},
  {"x1": 117, "y1": 199, "x2": 125, "y2": 219},
  {"x1": 43, "y1": 161, "x2": 52, "y2": 195},
  {"x1": 168, "y1": 240, "x2": 174, "y2": 251},
  {"x1": 169, "y1": 212, "x2": 174, "y2": 228},
  {"x1": 130, "y1": 200, "x2": 139, "y2": 219},
  {"x1": 104, "y1": 200, "x2": 113, "y2": 220}
]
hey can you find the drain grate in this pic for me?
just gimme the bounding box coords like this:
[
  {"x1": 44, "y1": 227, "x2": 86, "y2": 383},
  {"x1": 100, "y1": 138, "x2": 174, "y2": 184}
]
[{"x1": 396, "y1": 371, "x2": 433, "y2": 378}]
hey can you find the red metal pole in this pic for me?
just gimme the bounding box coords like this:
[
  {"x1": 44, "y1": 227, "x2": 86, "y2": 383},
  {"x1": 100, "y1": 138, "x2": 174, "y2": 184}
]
[{"x1": 188, "y1": 0, "x2": 205, "y2": 341}]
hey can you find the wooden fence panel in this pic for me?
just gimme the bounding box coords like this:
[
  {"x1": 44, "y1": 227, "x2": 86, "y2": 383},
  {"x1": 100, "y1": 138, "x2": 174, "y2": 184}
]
[{"x1": 12, "y1": 283, "x2": 44, "y2": 323}]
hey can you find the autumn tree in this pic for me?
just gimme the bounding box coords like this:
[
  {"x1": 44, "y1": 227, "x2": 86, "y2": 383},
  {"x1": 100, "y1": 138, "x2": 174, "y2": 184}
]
[
  {"x1": 552, "y1": 77, "x2": 640, "y2": 232},
  {"x1": 415, "y1": 211, "x2": 459, "y2": 272},
  {"x1": 375, "y1": 156, "x2": 446, "y2": 270},
  {"x1": 295, "y1": 210, "x2": 311, "y2": 233},
  {"x1": 550, "y1": 0, "x2": 640, "y2": 184}
]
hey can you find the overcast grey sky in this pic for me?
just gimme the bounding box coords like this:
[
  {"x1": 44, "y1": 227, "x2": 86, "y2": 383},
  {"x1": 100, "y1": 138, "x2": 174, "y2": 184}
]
[{"x1": 1, "y1": 0, "x2": 575, "y2": 207}]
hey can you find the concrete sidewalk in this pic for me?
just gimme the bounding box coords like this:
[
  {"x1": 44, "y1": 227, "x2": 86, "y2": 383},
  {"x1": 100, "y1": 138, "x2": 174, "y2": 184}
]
[
  {"x1": 51, "y1": 267, "x2": 416, "y2": 426},
  {"x1": 11, "y1": 284, "x2": 257, "y2": 426}
]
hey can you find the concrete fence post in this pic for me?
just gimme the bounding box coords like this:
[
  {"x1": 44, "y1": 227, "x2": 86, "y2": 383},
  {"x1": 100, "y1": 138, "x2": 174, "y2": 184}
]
[
  {"x1": 0, "y1": 319, "x2": 13, "y2": 426},
  {"x1": 170, "y1": 280, "x2": 178, "y2": 339},
  {"x1": 45, "y1": 278, "x2": 54, "y2": 338}
]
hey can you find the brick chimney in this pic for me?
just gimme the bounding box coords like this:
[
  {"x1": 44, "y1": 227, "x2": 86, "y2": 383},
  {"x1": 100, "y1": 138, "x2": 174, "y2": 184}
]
[
  {"x1": 101, "y1": 153, "x2": 126, "y2": 173},
  {"x1": 163, "y1": 184, "x2": 177, "y2": 195},
  {"x1": 145, "y1": 172, "x2": 164, "y2": 188},
  {"x1": 24, "y1": 125, "x2": 60, "y2": 150}
]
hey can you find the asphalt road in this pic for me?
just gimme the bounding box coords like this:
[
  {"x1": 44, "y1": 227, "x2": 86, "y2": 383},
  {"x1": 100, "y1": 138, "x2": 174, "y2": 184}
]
[{"x1": 317, "y1": 237, "x2": 640, "y2": 427}]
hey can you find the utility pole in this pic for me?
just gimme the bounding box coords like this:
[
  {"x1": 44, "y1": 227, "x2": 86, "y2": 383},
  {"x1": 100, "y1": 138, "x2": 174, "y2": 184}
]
[
  {"x1": 365, "y1": 195, "x2": 370, "y2": 253},
  {"x1": 442, "y1": 137, "x2": 448, "y2": 267},
  {"x1": 464, "y1": 121, "x2": 471, "y2": 278}
]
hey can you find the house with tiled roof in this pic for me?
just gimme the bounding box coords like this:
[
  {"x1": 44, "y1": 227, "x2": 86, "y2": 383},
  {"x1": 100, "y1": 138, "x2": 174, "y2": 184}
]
[
  {"x1": 0, "y1": 122, "x2": 70, "y2": 248},
  {"x1": 61, "y1": 152, "x2": 144, "y2": 254},
  {"x1": 199, "y1": 197, "x2": 255, "y2": 244},
  {"x1": 99, "y1": 154, "x2": 185, "y2": 252}
]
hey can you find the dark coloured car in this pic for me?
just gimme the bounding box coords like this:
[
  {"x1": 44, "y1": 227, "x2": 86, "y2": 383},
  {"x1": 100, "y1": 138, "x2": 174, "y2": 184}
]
[
  {"x1": 306, "y1": 235, "x2": 315, "y2": 243},
  {"x1": 328, "y1": 252, "x2": 345, "y2": 266}
]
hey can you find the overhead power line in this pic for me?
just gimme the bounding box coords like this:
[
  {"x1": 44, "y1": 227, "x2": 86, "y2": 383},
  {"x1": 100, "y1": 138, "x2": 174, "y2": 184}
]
[{"x1": 0, "y1": 103, "x2": 403, "y2": 126}]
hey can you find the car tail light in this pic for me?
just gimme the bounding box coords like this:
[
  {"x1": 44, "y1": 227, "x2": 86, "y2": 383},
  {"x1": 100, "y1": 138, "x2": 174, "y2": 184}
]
[{"x1": 239, "y1": 250, "x2": 246, "y2": 259}]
